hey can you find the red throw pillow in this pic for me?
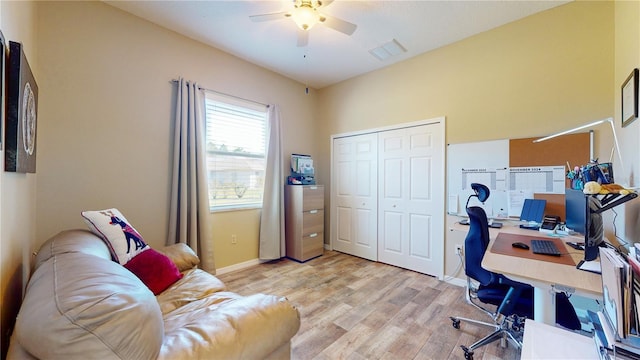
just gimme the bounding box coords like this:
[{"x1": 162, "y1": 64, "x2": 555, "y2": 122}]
[{"x1": 124, "y1": 248, "x2": 183, "y2": 295}]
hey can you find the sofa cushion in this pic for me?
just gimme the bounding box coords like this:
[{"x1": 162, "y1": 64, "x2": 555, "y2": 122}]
[
  {"x1": 156, "y1": 268, "x2": 226, "y2": 314},
  {"x1": 157, "y1": 243, "x2": 200, "y2": 272},
  {"x1": 156, "y1": 268, "x2": 300, "y2": 359},
  {"x1": 159, "y1": 292, "x2": 301, "y2": 360},
  {"x1": 14, "y1": 252, "x2": 164, "y2": 359},
  {"x1": 81, "y1": 208, "x2": 149, "y2": 264},
  {"x1": 125, "y1": 247, "x2": 184, "y2": 295}
]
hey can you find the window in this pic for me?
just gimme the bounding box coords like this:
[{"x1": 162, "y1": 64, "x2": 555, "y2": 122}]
[{"x1": 204, "y1": 92, "x2": 268, "y2": 211}]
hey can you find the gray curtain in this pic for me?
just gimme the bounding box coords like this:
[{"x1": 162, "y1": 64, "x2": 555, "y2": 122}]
[
  {"x1": 259, "y1": 105, "x2": 285, "y2": 260},
  {"x1": 167, "y1": 78, "x2": 215, "y2": 273}
]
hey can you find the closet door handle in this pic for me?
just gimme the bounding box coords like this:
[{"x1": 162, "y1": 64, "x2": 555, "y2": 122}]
[
  {"x1": 309, "y1": 233, "x2": 318, "y2": 238},
  {"x1": 310, "y1": 209, "x2": 318, "y2": 214}
]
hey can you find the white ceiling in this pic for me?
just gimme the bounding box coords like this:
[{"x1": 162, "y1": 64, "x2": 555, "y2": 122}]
[{"x1": 105, "y1": 0, "x2": 569, "y2": 89}]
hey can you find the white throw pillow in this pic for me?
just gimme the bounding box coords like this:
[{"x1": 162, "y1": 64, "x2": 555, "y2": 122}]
[{"x1": 81, "y1": 208, "x2": 149, "y2": 265}]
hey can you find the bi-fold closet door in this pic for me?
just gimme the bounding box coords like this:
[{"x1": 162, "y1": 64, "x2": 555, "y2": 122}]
[
  {"x1": 332, "y1": 133, "x2": 378, "y2": 261},
  {"x1": 331, "y1": 120, "x2": 445, "y2": 278}
]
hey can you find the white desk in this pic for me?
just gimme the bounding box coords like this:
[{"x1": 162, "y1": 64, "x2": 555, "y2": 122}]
[
  {"x1": 522, "y1": 319, "x2": 599, "y2": 359},
  {"x1": 453, "y1": 222, "x2": 603, "y2": 325}
]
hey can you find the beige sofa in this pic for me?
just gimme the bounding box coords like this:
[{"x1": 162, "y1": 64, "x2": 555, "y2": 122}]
[{"x1": 8, "y1": 229, "x2": 300, "y2": 359}]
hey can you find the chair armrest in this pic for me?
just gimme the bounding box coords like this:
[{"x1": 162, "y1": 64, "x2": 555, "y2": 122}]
[
  {"x1": 497, "y1": 274, "x2": 531, "y2": 316},
  {"x1": 157, "y1": 243, "x2": 200, "y2": 272},
  {"x1": 497, "y1": 274, "x2": 530, "y2": 290}
]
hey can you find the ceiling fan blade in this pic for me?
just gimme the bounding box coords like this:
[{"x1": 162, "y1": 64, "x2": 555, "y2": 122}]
[
  {"x1": 319, "y1": 14, "x2": 357, "y2": 35},
  {"x1": 249, "y1": 11, "x2": 288, "y2": 22},
  {"x1": 320, "y1": 0, "x2": 334, "y2": 7},
  {"x1": 297, "y1": 30, "x2": 309, "y2": 47}
]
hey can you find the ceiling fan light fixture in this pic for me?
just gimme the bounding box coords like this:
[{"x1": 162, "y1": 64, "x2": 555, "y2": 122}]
[{"x1": 292, "y1": 5, "x2": 320, "y2": 30}]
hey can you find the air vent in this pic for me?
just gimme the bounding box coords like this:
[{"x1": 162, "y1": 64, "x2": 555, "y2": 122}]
[{"x1": 369, "y1": 39, "x2": 407, "y2": 61}]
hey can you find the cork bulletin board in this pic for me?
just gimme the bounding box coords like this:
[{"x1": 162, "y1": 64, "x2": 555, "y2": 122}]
[
  {"x1": 509, "y1": 133, "x2": 590, "y2": 220},
  {"x1": 448, "y1": 132, "x2": 590, "y2": 220}
]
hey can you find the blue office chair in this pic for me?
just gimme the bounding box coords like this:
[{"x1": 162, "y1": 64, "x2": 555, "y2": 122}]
[{"x1": 450, "y1": 183, "x2": 580, "y2": 360}]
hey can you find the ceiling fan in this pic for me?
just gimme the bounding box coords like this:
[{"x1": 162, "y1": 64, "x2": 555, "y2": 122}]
[{"x1": 249, "y1": 0, "x2": 357, "y2": 47}]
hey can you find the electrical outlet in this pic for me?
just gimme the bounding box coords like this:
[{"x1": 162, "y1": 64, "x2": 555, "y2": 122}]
[
  {"x1": 455, "y1": 244, "x2": 463, "y2": 255},
  {"x1": 231, "y1": 234, "x2": 237, "y2": 244}
]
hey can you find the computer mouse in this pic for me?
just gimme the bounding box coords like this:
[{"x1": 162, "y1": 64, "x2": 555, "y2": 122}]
[{"x1": 511, "y1": 242, "x2": 530, "y2": 250}]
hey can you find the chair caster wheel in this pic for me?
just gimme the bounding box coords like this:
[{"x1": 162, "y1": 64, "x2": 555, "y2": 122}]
[
  {"x1": 461, "y1": 345, "x2": 474, "y2": 360},
  {"x1": 450, "y1": 317, "x2": 460, "y2": 329}
]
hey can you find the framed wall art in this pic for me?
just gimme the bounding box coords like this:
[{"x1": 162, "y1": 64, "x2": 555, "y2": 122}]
[
  {"x1": 622, "y1": 68, "x2": 638, "y2": 128},
  {"x1": 5, "y1": 40, "x2": 38, "y2": 173}
]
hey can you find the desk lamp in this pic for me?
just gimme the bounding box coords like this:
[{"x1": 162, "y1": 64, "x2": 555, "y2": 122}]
[{"x1": 533, "y1": 117, "x2": 624, "y2": 181}]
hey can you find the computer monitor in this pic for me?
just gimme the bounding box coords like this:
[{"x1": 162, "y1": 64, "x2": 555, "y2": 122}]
[
  {"x1": 566, "y1": 189, "x2": 605, "y2": 262},
  {"x1": 565, "y1": 188, "x2": 587, "y2": 235},
  {"x1": 571, "y1": 189, "x2": 639, "y2": 264},
  {"x1": 584, "y1": 196, "x2": 605, "y2": 261}
]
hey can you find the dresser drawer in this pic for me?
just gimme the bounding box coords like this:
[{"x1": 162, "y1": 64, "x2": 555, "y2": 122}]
[
  {"x1": 284, "y1": 184, "x2": 325, "y2": 262},
  {"x1": 302, "y1": 185, "x2": 324, "y2": 212},
  {"x1": 300, "y1": 232, "x2": 324, "y2": 260},
  {"x1": 302, "y1": 209, "x2": 324, "y2": 236}
]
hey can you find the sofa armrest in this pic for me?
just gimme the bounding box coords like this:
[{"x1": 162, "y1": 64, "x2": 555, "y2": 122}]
[{"x1": 158, "y1": 243, "x2": 200, "y2": 272}]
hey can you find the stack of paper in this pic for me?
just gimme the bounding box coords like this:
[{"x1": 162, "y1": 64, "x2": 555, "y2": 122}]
[
  {"x1": 599, "y1": 246, "x2": 628, "y2": 340},
  {"x1": 595, "y1": 246, "x2": 640, "y2": 358}
]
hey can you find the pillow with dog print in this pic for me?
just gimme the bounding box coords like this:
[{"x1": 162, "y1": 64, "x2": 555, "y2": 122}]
[{"x1": 81, "y1": 208, "x2": 149, "y2": 265}]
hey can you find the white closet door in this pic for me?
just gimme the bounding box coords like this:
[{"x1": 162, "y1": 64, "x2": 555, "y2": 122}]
[
  {"x1": 331, "y1": 133, "x2": 378, "y2": 261},
  {"x1": 378, "y1": 123, "x2": 444, "y2": 277}
]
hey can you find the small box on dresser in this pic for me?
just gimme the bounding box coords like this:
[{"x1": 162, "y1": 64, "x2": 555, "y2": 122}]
[{"x1": 284, "y1": 185, "x2": 324, "y2": 262}]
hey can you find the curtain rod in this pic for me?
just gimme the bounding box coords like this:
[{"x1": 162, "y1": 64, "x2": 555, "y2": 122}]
[{"x1": 170, "y1": 79, "x2": 269, "y2": 108}]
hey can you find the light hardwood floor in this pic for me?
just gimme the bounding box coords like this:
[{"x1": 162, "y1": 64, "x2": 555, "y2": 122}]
[{"x1": 217, "y1": 250, "x2": 519, "y2": 360}]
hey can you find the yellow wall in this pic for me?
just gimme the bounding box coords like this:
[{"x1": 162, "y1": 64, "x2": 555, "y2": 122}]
[
  {"x1": 614, "y1": 0, "x2": 640, "y2": 243},
  {"x1": 35, "y1": 1, "x2": 320, "y2": 270},
  {"x1": 315, "y1": 1, "x2": 615, "y2": 278},
  {"x1": 316, "y1": 1, "x2": 613, "y2": 153},
  {"x1": 0, "y1": 1, "x2": 38, "y2": 356},
  {"x1": 211, "y1": 209, "x2": 262, "y2": 267}
]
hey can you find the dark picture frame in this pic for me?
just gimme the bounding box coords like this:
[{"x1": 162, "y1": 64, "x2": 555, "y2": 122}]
[
  {"x1": 622, "y1": 68, "x2": 638, "y2": 128},
  {"x1": 5, "y1": 41, "x2": 38, "y2": 173}
]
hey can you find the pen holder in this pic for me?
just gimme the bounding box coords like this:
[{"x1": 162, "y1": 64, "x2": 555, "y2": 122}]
[{"x1": 571, "y1": 179, "x2": 584, "y2": 190}]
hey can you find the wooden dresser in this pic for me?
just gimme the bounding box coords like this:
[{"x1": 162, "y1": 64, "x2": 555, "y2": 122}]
[{"x1": 284, "y1": 185, "x2": 324, "y2": 262}]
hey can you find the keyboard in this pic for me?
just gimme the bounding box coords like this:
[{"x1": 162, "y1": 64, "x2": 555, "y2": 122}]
[{"x1": 530, "y1": 239, "x2": 562, "y2": 256}]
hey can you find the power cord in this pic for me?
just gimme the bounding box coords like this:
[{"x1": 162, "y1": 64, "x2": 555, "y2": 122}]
[
  {"x1": 610, "y1": 207, "x2": 630, "y2": 252},
  {"x1": 443, "y1": 251, "x2": 465, "y2": 282}
]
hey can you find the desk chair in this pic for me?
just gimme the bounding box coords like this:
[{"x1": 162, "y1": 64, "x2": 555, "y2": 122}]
[{"x1": 450, "y1": 183, "x2": 580, "y2": 360}]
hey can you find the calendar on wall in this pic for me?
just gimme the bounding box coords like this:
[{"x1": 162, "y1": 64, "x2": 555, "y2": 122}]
[{"x1": 447, "y1": 133, "x2": 589, "y2": 219}]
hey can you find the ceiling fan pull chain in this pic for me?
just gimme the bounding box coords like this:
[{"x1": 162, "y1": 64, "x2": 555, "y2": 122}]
[{"x1": 303, "y1": 52, "x2": 310, "y2": 95}]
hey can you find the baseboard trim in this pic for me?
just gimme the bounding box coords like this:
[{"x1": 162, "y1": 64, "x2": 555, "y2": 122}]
[
  {"x1": 444, "y1": 277, "x2": 466, "y2": 287},
  {"x1": 214, "y1": 253, "x2": 468, "y2": 289},
  {"x1": 216, "y1": 258, "x2": 261, "y2": 275}
]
